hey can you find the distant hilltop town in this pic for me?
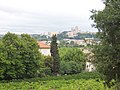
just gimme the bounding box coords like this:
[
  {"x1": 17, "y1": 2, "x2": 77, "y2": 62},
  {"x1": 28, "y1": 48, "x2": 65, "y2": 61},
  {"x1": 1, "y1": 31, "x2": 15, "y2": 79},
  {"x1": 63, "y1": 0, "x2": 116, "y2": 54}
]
[
  {"x1": 66, "y1": 26, "x2": 96, "y2": 38},
  {"x1": 0, "y1": 26, "x2": 99, "y2": 47},
  {"x1": 30, "y1": 26, "x2": 99, "y2": 47},
  {"x1": 39, "y1": 26, "x2": 96, "y2": 38}
]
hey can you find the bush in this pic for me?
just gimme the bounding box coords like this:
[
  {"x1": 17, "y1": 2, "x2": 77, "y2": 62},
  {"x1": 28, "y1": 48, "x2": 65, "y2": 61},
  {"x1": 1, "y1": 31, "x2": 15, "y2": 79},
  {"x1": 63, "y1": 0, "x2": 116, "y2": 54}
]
[
  {"x1": 60, "y1": 61, "x2": 82, "y2": 75},
  {"x1": 14, "y1": 72, "x2": 105, "y2": 82},
  {"x1": 59, "y1": 47, "x2": 85, "y2": 75},
  {"x1": 0, "y1": 79, "x2": 108, "y2": 90}
]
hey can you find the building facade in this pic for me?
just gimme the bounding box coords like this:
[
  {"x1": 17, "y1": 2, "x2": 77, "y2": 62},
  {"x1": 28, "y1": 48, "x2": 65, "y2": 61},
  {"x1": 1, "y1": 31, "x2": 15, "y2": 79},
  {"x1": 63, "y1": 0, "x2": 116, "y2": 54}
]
[{"x1": 38, "y1": 41, "x2": 51, "y2": 56}]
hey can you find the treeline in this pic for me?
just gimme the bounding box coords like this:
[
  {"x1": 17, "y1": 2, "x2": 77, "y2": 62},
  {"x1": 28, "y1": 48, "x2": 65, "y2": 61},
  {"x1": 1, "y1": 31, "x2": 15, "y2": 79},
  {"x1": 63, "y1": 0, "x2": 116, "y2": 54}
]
[
  {"x1": 57, "y1": 32, "x2": 96, "y2": 40},
  {"x1": 30, "y1": 32, "x2": 96, "y2": 41},
  {"x1": 0, "y1": 32, "x2": 85, "y2": 80}
]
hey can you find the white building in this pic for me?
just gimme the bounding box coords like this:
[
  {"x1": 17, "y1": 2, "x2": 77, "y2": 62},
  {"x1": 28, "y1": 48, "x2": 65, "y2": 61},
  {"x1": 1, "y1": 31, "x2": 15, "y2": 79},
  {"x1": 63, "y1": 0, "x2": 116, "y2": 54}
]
[
  {"x1": 67, "y1": 26, "x2": 81, "y2": 37},
  {"x1": 82, "y1": 49, "x2": 96, "y2": 72},
  {"x1": 86, "y1": 62, "x2": 95, "y2": 72},
  {"x1": 38, "y1": 41, "x2": 51, "y2": 56}
]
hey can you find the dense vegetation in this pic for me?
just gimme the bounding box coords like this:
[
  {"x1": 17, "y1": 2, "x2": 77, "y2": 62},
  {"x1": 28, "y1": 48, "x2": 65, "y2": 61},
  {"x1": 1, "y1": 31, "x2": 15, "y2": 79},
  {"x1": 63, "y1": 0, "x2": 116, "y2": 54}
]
[
  {"x1": 43, "y1": 47, "x2": 86, "y2": 76},
  {"x1": 59, "y1": 47, "x2": 85, "y2": 75},
  {"x1": 0, "y1": 32, "x2": 86, "y2": 80},
  {"x1": 0, "y1": 32, "x2": 42, "y2": 80},
  {"x1": 0, "y1": 79, "x2": 106, "y2": 90},
  {"x1": 0, "y1": 72, "x2": 119, "y2": 90},
  {"x1": 91, "y1": 0, "x2": 120, "y2": 82},
  {"x1": 22, "y1": 72, "x2": 105, "y2": 82}
]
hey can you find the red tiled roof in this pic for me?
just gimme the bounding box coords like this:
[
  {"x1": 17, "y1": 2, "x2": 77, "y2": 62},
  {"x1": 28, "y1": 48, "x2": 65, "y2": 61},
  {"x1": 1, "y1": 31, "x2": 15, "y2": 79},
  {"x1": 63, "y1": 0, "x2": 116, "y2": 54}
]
[{"x1": 38, "y1": 41, "x2": 50, "y2": 49}]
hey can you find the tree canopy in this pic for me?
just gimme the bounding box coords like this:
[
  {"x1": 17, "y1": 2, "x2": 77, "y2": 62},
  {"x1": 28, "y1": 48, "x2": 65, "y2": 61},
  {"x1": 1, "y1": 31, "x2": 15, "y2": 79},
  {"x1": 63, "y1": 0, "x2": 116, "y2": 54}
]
[
  {"x1": 0, "y1": 32, "x2": 42, "y2": 80},
  {"x1": 91, "y1": 0, "x2": 120, "y2": 82},
  {"x1": 59, "y1": 47, "x2": 85, "y2": 75}
]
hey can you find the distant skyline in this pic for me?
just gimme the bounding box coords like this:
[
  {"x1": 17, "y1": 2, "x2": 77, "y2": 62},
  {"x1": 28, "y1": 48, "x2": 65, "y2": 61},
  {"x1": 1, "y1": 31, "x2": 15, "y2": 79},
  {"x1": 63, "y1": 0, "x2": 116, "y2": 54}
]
[{"x1": 0, "y1": 0, "x2": 105, "y2": 34}]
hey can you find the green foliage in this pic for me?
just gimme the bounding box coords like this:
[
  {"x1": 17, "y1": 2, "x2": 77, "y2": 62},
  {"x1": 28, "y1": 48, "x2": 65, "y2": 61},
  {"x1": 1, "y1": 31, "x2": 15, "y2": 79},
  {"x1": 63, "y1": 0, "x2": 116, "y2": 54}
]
[
  {"x1": 59, "y1": 47, "x2": 85, "y2": 75},
  {"x1": 60, "y1": 61, "x2": 82, "y2": 75},
  {"x1": 57, "y1": 31, "x2": 68, "y2": 40},
  {"x1": 110, "y1": 82, "x2": 120, "y2": 90},
  {"x1": 91, "y1": 0, "x2": 120, "y2": 82},
  {"x1": 20, "y1": 34, "x2": 41, "y2": 78},
  {"x1": 0, "y1": 72, "x2": 108, "y2": 90},
  {"x1": 31, "y1": 34, "x2": 50, "y2": 41},
  {"x1": 59, "y1": 47, "x2": 85, "y2": 63},
  {"x1": 74, "y1": 33, "x2": 96, "y2": 39},
  {"x1": 43, "y1": 56, "x2": 53, "y2": 76},
  {"x1": 0, "y1": 79, "x2": 108, "y2": 90},
  {"x1": 0, "y1": 32, "x2": 42, "y2": 80},
  {"x1": 44, "y1": 56, "x2": 53, "y2": 70},
  {"x1": 0, "y1": 41, "x2": 5, "y2": 79},
  {"x1": 1, "y1": 33, "x2": 25, "y2": 79},
  {"x1": 50, "y1": 35, "x2": 60, "y2": 75},
  {"x1": 0, "y1": 72, "x2": 104, "y2": 83},
  {"x1": 21, "y1": 72, "x2": 104, "y2": 82}
]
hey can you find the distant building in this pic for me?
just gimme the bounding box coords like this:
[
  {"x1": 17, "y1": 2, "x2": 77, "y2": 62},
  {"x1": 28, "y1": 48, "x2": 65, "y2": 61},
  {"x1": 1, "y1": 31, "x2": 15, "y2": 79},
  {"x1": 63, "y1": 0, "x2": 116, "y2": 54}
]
[
  {"x1": 84, "y1": 38, "x2": 94, "y2": 45},
  {"x1": 86, "y1": 62, "x2": 95, "y2": 72},
  {"x1": 67, "y1": 26, "x2": 81, "y2": 37},
  {"x1": 63, "y1": 39, "x2": 87, "y2": 46},
  {"x1": 48, "y1": 32, "x2": 58, "y2": 37},
  {"x1": 82, "y1": 49, "x2": 96, "y2": 72},
  {"x1": 41, "y1": 32, "x2": 58, "y2": 37},
  {"x1": 38, "y1": 41, "x2": 51, "y2": 56}
]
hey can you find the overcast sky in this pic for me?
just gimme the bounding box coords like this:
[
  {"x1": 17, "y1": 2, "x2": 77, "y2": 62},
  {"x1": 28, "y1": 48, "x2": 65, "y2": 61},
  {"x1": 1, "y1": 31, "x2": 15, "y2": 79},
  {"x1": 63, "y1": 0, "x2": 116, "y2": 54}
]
[{"x1": 0, "y1": 0, "x2": 105, "y2": 34}]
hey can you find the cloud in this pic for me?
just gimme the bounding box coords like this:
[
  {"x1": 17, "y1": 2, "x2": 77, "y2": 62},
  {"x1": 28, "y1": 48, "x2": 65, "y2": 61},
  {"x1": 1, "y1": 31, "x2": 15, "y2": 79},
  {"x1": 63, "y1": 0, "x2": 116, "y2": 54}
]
[{"x1": 0, "y1": 0, "x2": 104, "y2": 34}]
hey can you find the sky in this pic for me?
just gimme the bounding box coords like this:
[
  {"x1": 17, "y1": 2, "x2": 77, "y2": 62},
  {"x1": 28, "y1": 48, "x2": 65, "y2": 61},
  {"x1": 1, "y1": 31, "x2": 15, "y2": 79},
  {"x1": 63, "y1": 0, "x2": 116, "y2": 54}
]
[{"x1": 0, "y1": 0, "x2": 105, "y2": 34}]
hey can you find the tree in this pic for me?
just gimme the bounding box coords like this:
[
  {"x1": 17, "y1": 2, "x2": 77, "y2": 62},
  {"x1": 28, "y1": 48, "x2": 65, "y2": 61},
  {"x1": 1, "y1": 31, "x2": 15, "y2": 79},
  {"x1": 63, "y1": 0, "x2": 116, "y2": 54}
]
[
  {"x1": 57, "y1": 31, "x2": 68, "y2": 40},
  {"x1": 43, "y1": 56, "x2": 53, "y2": 75},
  {"x1": 50, "y1": 34, "x2": 60, "y2": 76},
  {"x1": 0, "y1": 41, "x2": 6, "y2": 79},
  {"x1": 59, "y1": 47, "x2": 85, "y2": 75},
  {"x1": 0, "y1": 32, "x2": 42, "y2": 80},
  {"x1": 91, "y1": 0, "x2": 120, "y2": 82},
  {"x1": 44, "y1": 56, "x2": 53, "y2": 71},
  {"x1": 60, "y1": 61, "x2": 82, "y2": 75},
  {"x1": 59, "y1": 47, "x2": 85, "y2": 63},
  {"x1": 1, "y1": 32, "x2": 25, "y2": 79},
  {"x1": 20, "y1": 34, "x2": 41, "y2": 78}
]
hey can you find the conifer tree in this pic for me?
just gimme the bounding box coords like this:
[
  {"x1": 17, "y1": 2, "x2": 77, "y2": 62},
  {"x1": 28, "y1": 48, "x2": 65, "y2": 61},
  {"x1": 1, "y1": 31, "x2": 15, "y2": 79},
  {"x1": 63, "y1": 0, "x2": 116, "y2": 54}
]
[{"x1": 50, "y1": 34, "x2": 60, "y2": 76}]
